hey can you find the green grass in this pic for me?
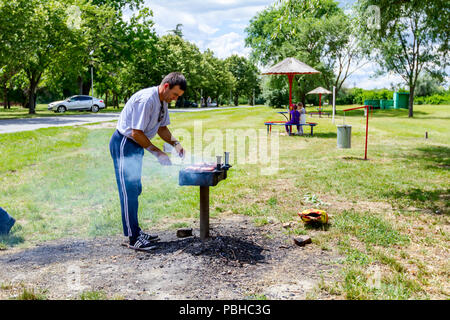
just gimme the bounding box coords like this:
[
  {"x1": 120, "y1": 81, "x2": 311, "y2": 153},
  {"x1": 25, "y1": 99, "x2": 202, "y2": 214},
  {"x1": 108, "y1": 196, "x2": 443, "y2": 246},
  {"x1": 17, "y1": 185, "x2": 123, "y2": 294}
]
[
  {"x1": 14, "y1": 288, "x2": 48, "y2": 300},
  {"x1": 79, "y1": 290, "x2": 108, "y2": 300},
  {"x1": 333, "y1": 210, "x2": 410, "y2": 247},
  {"x1": 0, "y1": 103, "x2": 449, "y2": 299}
]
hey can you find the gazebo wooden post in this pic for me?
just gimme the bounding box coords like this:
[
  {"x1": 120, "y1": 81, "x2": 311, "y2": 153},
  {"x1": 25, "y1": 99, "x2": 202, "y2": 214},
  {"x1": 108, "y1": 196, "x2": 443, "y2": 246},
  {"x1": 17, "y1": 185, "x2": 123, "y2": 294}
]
[{"x1": 319, "y1": 93, "x2": 322, "y2": 118}]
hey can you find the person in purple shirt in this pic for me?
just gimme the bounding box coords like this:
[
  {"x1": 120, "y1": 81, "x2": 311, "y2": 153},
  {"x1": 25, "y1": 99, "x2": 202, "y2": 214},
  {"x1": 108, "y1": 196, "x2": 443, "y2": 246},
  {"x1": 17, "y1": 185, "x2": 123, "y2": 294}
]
[{"x1": 285, "y1": 103, "x2": 301, "y2": 135}]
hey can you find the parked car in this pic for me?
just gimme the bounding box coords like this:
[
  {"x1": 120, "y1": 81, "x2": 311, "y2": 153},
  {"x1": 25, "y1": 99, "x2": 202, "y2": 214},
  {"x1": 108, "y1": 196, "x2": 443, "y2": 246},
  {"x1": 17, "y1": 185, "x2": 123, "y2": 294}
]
[
  {"x1": 175, "y1": 99, "x2": 198, "y2": 108},
  {"x1": 48, "y1": 95, "x2": 105, "y2": 113},
  {"x1": 183, "y1": 100, "x2": 198, "y2": 108}
]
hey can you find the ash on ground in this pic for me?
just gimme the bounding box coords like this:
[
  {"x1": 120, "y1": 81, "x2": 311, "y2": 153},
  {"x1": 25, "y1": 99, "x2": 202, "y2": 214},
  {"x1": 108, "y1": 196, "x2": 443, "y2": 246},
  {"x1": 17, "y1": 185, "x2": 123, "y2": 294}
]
[{"x1": 0, "y1": 215, "x2": 342, "y2": 300}]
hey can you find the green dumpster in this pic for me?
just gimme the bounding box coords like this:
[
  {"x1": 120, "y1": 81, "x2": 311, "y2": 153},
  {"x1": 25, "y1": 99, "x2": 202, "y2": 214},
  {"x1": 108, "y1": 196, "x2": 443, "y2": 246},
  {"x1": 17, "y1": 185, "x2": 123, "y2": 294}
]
[
  {"x1": 393, "y1": 92, "x2": 409, "y2": 109},
  {"x1": 364, "y1": 99, "x2": 380, "y2": 109},
  {"x1": 380, "y1": 99, "x2": 394, "y2": 109},
  {"x1": 337, "y1": 125, "x2": 352, "y2": 149}
]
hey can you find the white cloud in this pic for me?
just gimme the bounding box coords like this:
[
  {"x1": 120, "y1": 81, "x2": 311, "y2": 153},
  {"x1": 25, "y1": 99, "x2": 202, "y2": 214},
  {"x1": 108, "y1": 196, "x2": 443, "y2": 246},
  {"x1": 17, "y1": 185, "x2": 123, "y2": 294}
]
[
  {"x1": 344, "y1": 61, "x2": 405, "y2": 89},
  {"x1": 125, "y1": 0, "x2": 273, "y2": 59},
  {"x1": 205, "y1": 32, "x2": 252, "y2": 59},
  {"x1": 198, "y1": 23, "x2": 219, "y2": 35}
]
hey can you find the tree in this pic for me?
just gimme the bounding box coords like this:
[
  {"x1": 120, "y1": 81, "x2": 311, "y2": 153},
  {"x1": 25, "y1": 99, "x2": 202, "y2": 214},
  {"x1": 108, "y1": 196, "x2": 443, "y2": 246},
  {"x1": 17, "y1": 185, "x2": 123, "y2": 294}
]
[
  {"x1": 201, "y1": 50, "x2": 235, "y2": 106},
  {"x1": 225, "y1": 55, "x2": 259, "y2": 106},
  {"x1": 0, "y1": 0, "x2": 35, "y2": 108},
  {"x1": 169, "y1": 24, "x2": 184, "y2": 38},
  {"x1": 245, "y1": 0, "x2": 363, "y2": 104},
  {"x1": 0, "y1": 0, "x2": 79, "y2": 113},
  {"x1": 355, "y1": 0, "x2": 449, "y2": 117},
  {"x1": 414, "y1": 72, "x2": 445, "y2": 97}
]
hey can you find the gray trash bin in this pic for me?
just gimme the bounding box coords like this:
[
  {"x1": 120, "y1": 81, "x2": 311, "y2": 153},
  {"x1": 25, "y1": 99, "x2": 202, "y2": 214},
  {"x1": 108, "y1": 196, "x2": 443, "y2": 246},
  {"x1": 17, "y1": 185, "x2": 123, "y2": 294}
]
[{"x1": 337, "y1": 125, "x2": 352, "y2": 149}]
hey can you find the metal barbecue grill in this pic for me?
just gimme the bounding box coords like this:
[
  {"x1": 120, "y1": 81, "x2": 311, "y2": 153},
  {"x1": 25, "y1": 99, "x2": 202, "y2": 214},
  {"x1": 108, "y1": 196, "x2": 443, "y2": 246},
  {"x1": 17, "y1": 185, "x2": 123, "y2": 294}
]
[{"x1": 178, "y1": 152, "x2": 232, "y2": 239}]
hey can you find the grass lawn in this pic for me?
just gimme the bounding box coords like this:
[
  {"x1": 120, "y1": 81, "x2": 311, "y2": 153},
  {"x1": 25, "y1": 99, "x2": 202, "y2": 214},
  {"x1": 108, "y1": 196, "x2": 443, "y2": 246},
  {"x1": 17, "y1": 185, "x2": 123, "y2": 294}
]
[{"x1": 0, "y1": 104, "x2": 449, "y2": 299}]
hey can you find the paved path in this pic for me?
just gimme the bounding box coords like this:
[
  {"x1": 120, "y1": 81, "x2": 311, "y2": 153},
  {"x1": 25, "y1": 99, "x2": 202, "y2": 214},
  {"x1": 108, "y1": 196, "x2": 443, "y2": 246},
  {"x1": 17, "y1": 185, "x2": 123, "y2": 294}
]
[
  {"x1": 0, "y1": 113, "x2": 120, "y2": 134},
  {"x1": 0, "y1": 106, "x2": 257, "y2": 134}
]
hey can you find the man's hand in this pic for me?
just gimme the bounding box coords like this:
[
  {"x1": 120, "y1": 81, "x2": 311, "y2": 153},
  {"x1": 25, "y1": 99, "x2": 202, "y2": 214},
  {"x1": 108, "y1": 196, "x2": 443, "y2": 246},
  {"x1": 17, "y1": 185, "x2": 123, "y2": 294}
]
[
  {"x1": 156, "y1": 151, "x2": 172, "y2": 166},
  {"x1": 174, "y1": 143, "x2": 185, "y2": 159},
  {"x1": 145, "y1": 145, "x2": 172, "y2": 166}
]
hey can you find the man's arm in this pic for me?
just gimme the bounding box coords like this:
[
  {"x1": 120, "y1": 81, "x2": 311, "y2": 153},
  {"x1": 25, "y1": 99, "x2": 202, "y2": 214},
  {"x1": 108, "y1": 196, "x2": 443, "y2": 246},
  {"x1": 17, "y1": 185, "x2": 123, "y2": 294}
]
[
  {"x1": 157, "y1": 126, "x2": 184, "y2": 157},
  {"x1": 157, "y1": 126, "x2": 177, "y2": 145},
  {"x1": 131, "y1": 129, "x2": 171, "y2": 165}
]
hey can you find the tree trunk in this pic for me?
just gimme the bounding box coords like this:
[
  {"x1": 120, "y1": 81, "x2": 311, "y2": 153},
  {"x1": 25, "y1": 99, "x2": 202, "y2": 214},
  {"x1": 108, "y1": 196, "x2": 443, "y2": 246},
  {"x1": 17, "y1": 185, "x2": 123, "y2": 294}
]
[
  {"x1": 28, "y1": 90, "x2": 36, "y2": 114},
  {"x1": 301, "y1": 93, "x2": 306, "y2": 108},
  {"x1": 83, "y1": 82, "x2": 91, "y2": 96},
  {"x1": 105, "y1": 90, "x2": 109, "y2": 108},
  {"x1": 3, "y1": 85, "x2": 7, "y2": 109},
  {"x1": 78, "y1": 75, "x2": 84, "y2": 95},
  {"x1": 408, "y1": 84, "x2": 415, "y2": 118},
  {"x1": 113, "y1": 93, "x2": 118, "y2": 109},
  {"x1": 27, "y1": 71, "x2": 42, "y2": 114},
  {"x1": 233, "y1": 94, "x2": 239, "y2": 106}
]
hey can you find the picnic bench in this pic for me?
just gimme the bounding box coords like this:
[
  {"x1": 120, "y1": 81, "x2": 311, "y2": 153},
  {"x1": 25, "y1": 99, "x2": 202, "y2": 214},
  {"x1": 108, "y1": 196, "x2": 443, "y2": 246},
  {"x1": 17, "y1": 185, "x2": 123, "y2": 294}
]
[
  {"x1": 309, "y1": 111, "x2": 331, "y2": 118},
  {"x1": 264, "y1": 121, "x2": 318, "y2": 136}
]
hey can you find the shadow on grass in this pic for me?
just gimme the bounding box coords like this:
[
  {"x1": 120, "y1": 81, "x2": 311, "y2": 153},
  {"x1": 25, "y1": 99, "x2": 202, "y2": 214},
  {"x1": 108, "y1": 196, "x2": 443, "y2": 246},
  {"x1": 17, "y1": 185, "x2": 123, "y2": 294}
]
[
  {"x1": 304, "y1": 221, "x2": 331, "y2": 231},
  {"x1": 389, "y1": 145, "x2": 450, "y2": 170},
  {"x1": 415, "y1": 146, "x2": 450, "y2": 169},
  {"x1": 311, "y1": 132, "x2": 337, "y2": 139},
  {"x1": 0, "y1": 233, "x2": 25, "y2": 248},
  {"x1": 389, "y1": 188, "x2": 449, "y2": 214},
  {"x1": 341, "y1": 156, "x2": 368, "y2": 161},
  {"x1": 287, "y1": 132, "x2": 337, "y2": 139}
]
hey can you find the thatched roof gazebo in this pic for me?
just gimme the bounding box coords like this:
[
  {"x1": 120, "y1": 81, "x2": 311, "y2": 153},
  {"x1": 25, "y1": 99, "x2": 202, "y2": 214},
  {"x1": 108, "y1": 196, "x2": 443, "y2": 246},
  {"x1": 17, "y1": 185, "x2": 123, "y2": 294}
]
[
  {"x1": 262, "y1": 57, "x2": 320, "y2": 110},
  {"x1": 307, "y1": 86, "x2": 332, "y2": 107}
]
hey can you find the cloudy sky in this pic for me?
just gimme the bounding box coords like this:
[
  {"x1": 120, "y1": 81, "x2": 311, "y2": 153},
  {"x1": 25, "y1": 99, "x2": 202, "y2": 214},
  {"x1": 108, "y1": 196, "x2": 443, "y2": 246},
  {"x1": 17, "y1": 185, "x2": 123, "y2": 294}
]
[{"x1": 125, "y1": 0, "x2": 405, "y2": 90}]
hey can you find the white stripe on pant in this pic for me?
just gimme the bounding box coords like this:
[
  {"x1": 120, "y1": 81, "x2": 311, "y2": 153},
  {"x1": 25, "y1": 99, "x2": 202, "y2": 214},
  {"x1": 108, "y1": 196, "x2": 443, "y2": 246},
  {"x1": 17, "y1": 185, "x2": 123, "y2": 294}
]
[{"x1": 119, "y1": 135, "x2": 132, "y2": 236}]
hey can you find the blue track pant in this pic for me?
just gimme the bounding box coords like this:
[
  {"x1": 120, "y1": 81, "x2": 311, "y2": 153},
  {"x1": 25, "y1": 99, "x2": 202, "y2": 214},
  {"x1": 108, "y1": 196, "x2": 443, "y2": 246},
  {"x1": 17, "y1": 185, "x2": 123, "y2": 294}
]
[{"x1": 109, "y1": 130, "x2": 144, "y2": 238}]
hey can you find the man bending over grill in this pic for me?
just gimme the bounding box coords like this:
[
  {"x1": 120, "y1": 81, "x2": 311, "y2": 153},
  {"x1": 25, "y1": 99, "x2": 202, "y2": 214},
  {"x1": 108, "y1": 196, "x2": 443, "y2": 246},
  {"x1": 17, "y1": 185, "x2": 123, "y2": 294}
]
[{"x1": 110, "y1": 72, "x2": 186, "y2": 251}]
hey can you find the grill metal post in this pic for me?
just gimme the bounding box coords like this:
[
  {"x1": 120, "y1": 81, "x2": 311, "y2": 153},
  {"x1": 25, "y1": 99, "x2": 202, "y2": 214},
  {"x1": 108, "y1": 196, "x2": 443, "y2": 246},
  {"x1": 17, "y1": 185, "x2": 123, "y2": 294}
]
[{"x1": 199, "y1": 186, "x2": 210, "y2": 239}]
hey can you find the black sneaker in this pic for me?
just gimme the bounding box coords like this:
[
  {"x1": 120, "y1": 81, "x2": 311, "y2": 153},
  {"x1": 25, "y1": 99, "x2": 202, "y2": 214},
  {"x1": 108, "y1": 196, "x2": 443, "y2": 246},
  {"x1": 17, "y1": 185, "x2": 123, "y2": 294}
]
[
  {"x1": 139, "y1": 230, "x2": 160, "y2": 242},
  {"x1": 127, "y1": 236, "x2": 157, "y2": 252}
]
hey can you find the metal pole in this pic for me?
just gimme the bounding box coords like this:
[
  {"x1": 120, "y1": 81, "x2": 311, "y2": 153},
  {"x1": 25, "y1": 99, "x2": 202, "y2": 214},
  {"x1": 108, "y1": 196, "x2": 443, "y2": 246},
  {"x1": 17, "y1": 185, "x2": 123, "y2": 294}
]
[
  {"x1": 91, "y1": 65, "x2": 94, "y2": 107},
  {"x1": 365, "y1": 105, "x2": 369, "y2": 160},
  {"x1": 89, "y1": 50, "x2": 94, "y2": 107},
  {"x1": 199, "y1": 186, "x2": 210, "y2": 239},
  {"x1": 332, "y1": 86, "x2": 336, "y2": 124},
  {"x1": 253, "y1": 88, "x2": 255, "y2": 106}
]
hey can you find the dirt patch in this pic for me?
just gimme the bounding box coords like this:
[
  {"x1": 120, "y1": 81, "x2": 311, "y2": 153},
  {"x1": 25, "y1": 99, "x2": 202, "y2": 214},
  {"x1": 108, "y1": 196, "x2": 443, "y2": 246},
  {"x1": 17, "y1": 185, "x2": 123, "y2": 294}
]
[{"x1": 0, "y1": 215, "x2": 342, "y2": 300}]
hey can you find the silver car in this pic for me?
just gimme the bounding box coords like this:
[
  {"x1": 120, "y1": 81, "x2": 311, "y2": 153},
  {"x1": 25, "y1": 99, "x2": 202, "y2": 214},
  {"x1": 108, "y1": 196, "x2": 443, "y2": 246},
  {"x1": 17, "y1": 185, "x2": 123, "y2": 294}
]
[{"x1": 48, "y1": 95, "x2": 105, "y2": 113}]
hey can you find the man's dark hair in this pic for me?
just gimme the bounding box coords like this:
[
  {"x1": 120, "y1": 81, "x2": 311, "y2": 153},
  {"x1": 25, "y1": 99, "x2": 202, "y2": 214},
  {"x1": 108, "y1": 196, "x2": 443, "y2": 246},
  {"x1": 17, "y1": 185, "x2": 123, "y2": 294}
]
[{"x1": 161, "y1": 72, "x2": 187, "y2": 91}]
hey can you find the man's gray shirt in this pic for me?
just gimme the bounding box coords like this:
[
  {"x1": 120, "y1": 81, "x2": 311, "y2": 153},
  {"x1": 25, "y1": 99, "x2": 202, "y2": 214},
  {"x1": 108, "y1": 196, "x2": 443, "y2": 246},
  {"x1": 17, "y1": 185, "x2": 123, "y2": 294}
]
[{"x1": 117, "y1": 86, "x2": 170, "y2": 140}]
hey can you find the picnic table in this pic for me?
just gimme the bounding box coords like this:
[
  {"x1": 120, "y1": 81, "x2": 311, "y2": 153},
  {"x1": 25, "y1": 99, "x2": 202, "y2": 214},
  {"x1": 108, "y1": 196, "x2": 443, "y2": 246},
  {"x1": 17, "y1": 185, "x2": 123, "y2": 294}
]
[
  {"x1": 309, "y1": 111, "x2": 331, "y2": 118},
  {"x1": 266, "y1": 110, "x2": 318, "y2": 135},
  {"x1": 277, "y1": 111, "x2": 289, "y2": 121},
  {"x1": 264, "y1": 121, "x2": 318, "y2": 136}
]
